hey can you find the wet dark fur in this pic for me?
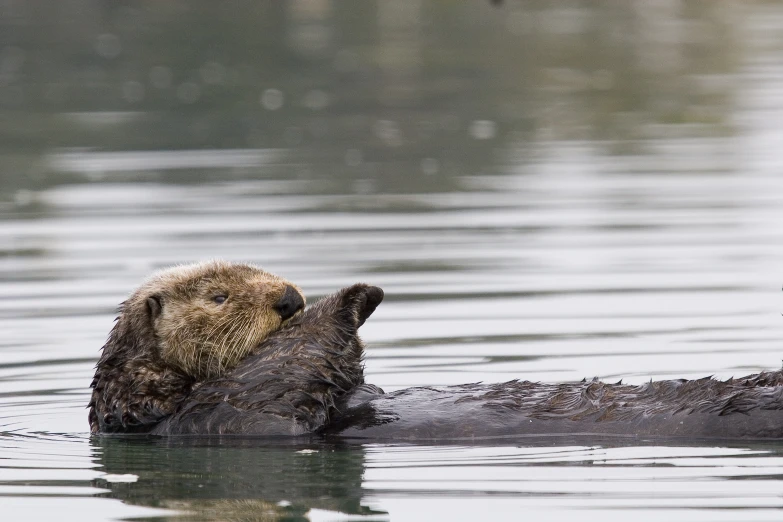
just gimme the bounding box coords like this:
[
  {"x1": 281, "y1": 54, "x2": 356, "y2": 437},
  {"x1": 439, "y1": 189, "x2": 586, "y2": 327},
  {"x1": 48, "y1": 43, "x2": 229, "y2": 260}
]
[
  {"x1": 323, "y1": 372, "x2": 783, "y2": 440},
  {"x1": 92, "y1": 280, "x2": 783, "y2": 440},
  {"x1": 152, "y1": 284, "x2": 382, "y2": 435},
  {"x1": 88, "y1": 300, "x2": 193, "y2": 433}
]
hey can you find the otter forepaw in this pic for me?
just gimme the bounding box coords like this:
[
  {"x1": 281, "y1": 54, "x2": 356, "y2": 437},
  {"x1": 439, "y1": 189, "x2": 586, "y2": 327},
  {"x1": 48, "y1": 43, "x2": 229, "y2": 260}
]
[{"x1": 340, "y1": 284, "x2": 384, "y2": 328}]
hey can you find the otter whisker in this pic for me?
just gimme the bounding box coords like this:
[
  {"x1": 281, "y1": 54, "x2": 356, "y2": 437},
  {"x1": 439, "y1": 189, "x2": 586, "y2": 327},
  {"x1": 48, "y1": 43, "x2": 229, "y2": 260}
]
[
  {"x1": 203, "y1": 316, "x2": 235, "y2": 350},
  {"x1": 204, "y1": 314, "x2": 245, "y2": 377},
  {"x1": 225, "y1": 317, "x2": 258, "y2": 372},
  {"x1": 212, "y1": 315, "x2": 249, "y2": 376},
  {"x1": 218, "y1": 314, "x2": 246, "y2": 359}
]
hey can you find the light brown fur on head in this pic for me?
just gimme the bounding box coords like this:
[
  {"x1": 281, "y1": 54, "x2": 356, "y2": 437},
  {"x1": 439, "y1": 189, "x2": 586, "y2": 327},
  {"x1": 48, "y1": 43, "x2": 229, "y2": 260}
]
[
  {"x1": 136, "y1": 260, "x2": 305, "y2": 379},
  {"x1": 89, "y1": 260, "x2": 305, "y2": 433}
]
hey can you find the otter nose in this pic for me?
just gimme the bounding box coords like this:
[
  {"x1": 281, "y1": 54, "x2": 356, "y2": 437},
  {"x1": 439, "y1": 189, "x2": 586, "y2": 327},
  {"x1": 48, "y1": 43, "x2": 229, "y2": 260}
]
[{"x1": 274, "y1": 285, "x2": 304, "y2": 321}]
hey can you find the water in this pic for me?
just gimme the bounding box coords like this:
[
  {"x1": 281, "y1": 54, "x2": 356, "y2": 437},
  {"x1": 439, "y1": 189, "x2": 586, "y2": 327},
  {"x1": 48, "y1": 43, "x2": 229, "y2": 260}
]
[{"x1": 2, "y1": 1, "x2": 783, "y2": 520}]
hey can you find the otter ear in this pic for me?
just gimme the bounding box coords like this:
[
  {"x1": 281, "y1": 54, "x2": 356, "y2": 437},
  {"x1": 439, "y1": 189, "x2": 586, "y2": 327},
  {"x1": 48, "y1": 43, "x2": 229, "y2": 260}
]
[
  {"x1": 146, "y1": 295, "x2": 162, "y2": 321},
  {"x1": 339, "y1": 284, "x2": 384, "y2": 328}
]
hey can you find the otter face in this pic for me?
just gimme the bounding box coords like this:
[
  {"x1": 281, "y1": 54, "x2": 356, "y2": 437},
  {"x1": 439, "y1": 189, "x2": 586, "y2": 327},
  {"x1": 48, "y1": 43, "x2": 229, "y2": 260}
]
[{"x1": 134, "y1": 260, "x2": 305, "y2": 380}]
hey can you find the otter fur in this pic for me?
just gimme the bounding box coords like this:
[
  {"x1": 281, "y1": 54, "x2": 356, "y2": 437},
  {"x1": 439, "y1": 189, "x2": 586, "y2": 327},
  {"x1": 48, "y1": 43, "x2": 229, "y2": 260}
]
[
  {"x1": 89, "y1": 260, "x2": 305, "y2": 434},
  {"x1": 91, "y1": 264, "x2": 783, "y2": 440},
  {"x1": 322, "y1": 372, "x2": 783, "y2": 440},
  {"x1": 151, "y1": 283, "x2": 383, "y2": 435}
]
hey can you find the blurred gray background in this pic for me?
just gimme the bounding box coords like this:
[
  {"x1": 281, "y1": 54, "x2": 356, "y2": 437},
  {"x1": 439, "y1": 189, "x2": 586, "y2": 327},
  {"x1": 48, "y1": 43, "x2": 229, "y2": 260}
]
[{"x1": 0, "y1": 1, "x2": 765, "y2": 195}]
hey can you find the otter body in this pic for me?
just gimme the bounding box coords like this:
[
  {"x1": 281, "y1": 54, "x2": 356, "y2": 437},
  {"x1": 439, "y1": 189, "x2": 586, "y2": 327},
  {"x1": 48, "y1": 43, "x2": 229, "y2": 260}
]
[
  {"x1": 91, "y1": 265, "x2": 783, "y2": 440},
  {"x1": 322, "y1": 373, "x2": 783, "y2": 440}
]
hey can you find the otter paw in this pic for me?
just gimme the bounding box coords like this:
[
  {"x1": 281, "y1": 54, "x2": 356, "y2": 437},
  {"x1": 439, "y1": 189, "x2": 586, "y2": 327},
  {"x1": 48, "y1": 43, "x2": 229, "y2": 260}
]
[{"x1": 339, "y1": 284, "x2": 384, "y2": 328}]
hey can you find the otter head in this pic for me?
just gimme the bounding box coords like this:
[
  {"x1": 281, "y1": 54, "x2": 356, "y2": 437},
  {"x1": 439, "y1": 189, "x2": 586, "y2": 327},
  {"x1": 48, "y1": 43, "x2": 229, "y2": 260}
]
[
  {"x1": 137, "y1": 260, "x2": 305, "y2": 379},
  {"x1": 89, "y1": 260, "x2": 304, "y2": 433}
]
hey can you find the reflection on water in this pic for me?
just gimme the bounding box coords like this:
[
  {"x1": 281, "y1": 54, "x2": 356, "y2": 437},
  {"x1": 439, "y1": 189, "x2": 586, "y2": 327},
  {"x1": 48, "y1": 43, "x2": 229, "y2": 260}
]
[
  {"x1": 95, "y1": 437, "x2": 374, "y2": 520},
  {"x1": 88, "y1": 437, "x2": 783, "y2": 522},
  {"x1": 2, "y1": 1, "x2": 783, "y2": 521}
]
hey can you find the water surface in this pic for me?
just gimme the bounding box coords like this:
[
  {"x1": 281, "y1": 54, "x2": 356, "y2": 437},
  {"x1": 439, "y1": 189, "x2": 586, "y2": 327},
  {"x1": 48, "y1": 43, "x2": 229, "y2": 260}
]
[{"x1": 2, "y1": 2, "x2": 783, "y2": 521}]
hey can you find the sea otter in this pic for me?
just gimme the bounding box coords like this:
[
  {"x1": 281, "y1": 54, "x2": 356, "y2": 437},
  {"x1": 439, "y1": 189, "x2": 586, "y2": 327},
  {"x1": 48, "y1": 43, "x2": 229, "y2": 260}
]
[{"x1": 91, "y1": 262, "x2": 783, "y2": 440}]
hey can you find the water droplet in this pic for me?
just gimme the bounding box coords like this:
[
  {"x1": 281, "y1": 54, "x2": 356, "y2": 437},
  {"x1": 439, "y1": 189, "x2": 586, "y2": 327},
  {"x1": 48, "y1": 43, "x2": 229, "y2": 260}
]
[{"x1": 261, "y1": 88, "x2": 284, "y2": 111}]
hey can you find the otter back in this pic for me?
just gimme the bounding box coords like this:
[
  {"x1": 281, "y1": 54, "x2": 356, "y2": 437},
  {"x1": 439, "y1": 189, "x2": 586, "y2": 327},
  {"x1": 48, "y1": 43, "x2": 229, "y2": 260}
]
[{"x1": 322, "y1": 374, "x2": 783, "y2": 440}]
